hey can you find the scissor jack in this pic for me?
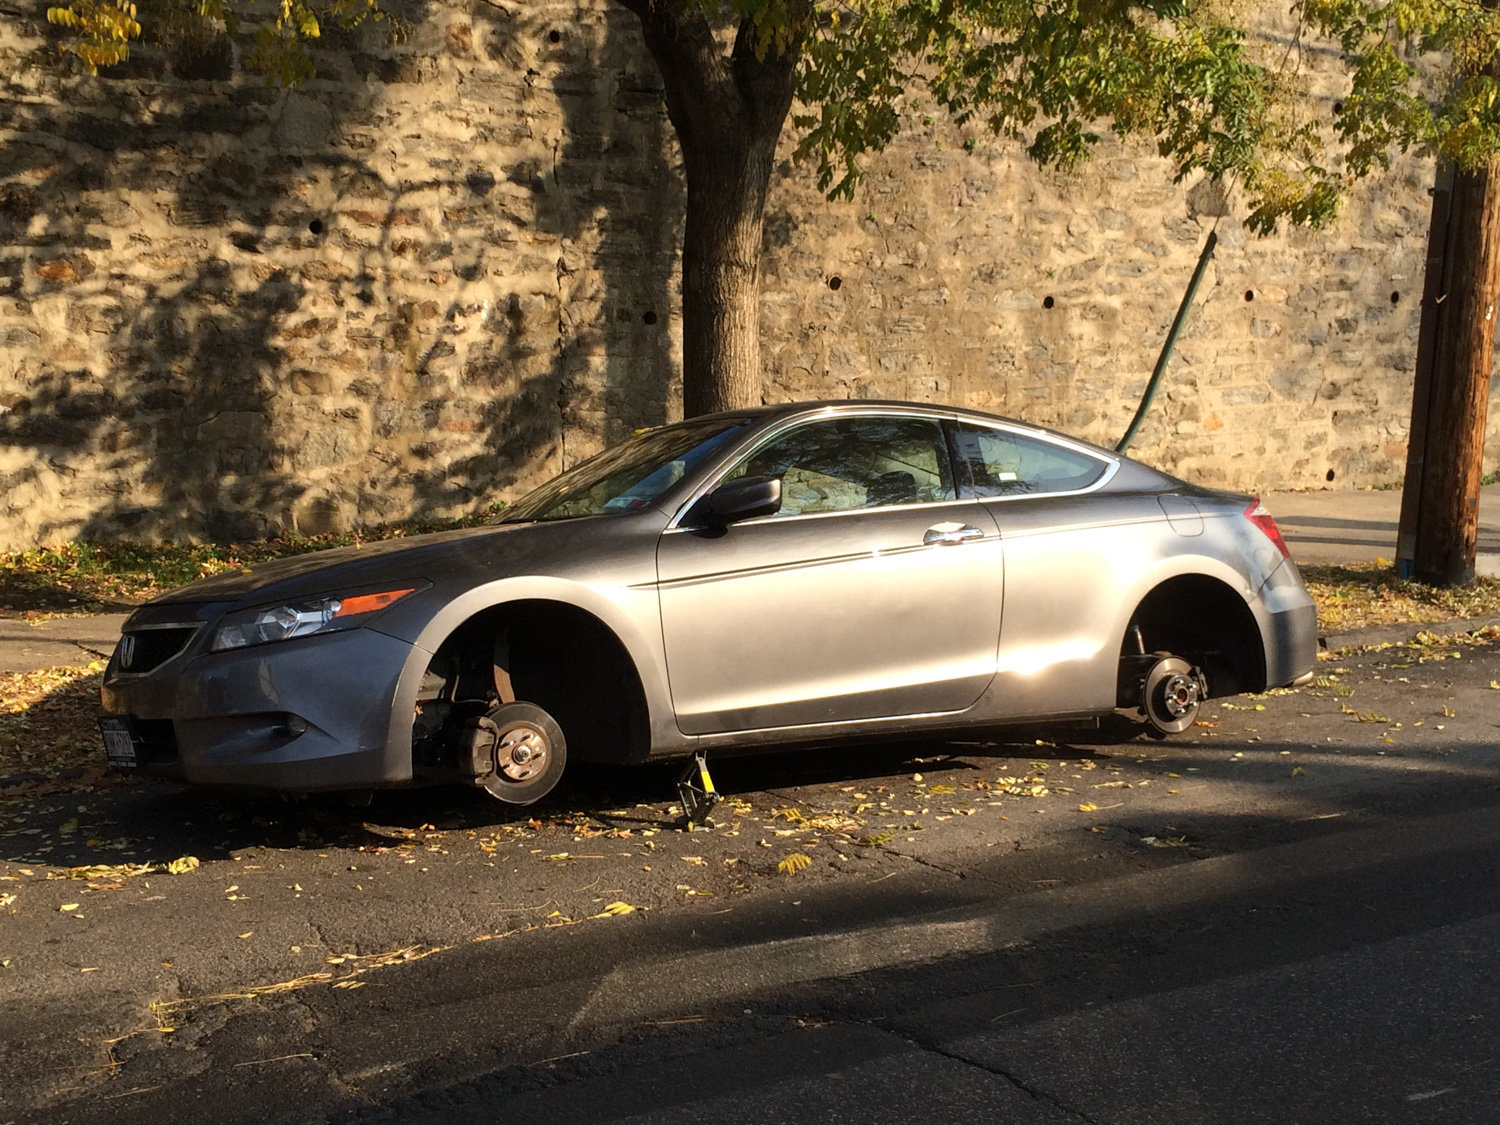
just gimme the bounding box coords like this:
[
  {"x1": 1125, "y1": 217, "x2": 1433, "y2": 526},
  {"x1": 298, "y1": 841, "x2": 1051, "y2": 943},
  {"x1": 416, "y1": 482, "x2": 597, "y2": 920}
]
[{"x1": 675, "y1": 751, "x2": 720, "y2": 828}]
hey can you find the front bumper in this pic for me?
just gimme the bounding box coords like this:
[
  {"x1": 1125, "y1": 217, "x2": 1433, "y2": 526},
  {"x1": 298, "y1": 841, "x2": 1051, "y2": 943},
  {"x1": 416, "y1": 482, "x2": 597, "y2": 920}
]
[{"x1": 101, "y1": 621, "x2": 421, "y2": 792}]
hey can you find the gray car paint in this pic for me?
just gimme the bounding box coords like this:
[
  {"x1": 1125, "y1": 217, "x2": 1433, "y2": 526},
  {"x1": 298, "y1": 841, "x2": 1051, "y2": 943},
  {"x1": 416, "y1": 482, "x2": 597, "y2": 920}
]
[{"x1": 100, "y1": 400, "x2": 1319, "y2": 792}]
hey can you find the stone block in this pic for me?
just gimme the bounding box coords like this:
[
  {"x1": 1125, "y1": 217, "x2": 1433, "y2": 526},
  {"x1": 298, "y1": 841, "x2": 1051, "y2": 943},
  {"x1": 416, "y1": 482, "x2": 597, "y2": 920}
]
[{"x1": 289, "y1": 370, "x2": 334, "y2": 395}]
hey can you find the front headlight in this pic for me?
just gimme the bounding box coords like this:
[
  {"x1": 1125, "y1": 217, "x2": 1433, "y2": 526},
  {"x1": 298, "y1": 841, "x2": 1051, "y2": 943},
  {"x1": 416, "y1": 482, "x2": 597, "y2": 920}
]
[{"x1": 211, "y1": 586, "x2": 422, "y2": 652}]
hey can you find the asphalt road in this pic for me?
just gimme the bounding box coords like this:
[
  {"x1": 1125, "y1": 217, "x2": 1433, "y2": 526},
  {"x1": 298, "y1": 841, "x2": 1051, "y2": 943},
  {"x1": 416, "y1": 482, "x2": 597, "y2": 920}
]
[{"x1": 5, "y1": 628, "x2": 1500, "y2": 1123}]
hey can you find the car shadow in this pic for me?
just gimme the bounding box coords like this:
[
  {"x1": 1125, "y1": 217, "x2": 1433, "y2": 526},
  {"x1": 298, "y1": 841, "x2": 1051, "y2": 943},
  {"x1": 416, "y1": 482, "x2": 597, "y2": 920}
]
[{"x1": 0, "y1": 728, "x2": 1118, "y2": 869}]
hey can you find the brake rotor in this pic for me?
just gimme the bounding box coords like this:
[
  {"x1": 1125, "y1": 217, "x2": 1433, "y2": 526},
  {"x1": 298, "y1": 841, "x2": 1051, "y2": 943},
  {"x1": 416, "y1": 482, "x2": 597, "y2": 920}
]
[{"x1": 1142, "y1": 655, "x2": 1206, "y2": 736}]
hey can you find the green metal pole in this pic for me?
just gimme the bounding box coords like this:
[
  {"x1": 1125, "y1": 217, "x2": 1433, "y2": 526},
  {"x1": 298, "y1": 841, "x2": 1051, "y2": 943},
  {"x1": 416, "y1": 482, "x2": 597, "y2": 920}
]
[{"x1": 1116, "y1": 229, "x2": 1218, "y2": 453}]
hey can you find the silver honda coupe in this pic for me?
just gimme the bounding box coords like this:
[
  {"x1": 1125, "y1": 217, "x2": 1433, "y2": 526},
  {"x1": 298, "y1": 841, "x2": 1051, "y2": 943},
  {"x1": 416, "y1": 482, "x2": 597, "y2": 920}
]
[{"x1": 100, "y1": 400, "x2": 1317, "y2": 804}]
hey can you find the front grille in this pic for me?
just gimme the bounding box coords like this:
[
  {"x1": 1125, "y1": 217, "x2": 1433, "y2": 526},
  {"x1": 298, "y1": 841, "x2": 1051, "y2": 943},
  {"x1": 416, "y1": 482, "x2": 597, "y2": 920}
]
[{"x1": 117, "y1": 627, "x2": 198, "y2": 674}]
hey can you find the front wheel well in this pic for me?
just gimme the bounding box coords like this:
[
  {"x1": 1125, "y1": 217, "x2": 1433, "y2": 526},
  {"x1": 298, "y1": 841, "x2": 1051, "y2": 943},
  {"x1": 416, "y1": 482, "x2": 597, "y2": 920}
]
[
  {"x1": 415, "y1": 599, "x2": 650, "y2": 768},
  {"x1": 1121, "y1": 576, "x2": 1266, "y2": 699}
]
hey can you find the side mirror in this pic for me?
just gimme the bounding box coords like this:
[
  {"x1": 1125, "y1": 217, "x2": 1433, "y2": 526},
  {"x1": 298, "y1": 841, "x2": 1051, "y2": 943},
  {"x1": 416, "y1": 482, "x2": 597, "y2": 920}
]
[{"x1": 704, "y1": 475, "x2": 782, "y2": 524}]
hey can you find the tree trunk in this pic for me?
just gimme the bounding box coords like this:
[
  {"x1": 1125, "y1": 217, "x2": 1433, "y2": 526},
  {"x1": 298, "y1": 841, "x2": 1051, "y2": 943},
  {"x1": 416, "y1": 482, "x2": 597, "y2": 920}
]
[
  {"x1": 617, "y1": 2, "x2": 802, "y2": 417},
  {"x1": 678, "y1": 111, "x2": 785, "y2": 416},
  {"x1": 1408, "y1": 158, "x2": 1500, "y2": 586}
]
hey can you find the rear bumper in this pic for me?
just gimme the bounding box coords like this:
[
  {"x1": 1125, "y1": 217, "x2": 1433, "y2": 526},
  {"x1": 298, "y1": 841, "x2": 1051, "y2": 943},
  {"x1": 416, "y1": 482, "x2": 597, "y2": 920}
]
[
  {"x1": 101, "y1": 627, "x2": 419, "y2": 792},
  {"x1": 1259, "y1": 561, "x2": 1320, "y2": 688}
]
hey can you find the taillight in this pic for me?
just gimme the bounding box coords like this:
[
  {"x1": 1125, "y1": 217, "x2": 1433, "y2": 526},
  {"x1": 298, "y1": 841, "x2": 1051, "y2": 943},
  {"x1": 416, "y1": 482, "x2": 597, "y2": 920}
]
[{"x1": 1245, "y1": 497, "x2": 1290, "y2": 558}]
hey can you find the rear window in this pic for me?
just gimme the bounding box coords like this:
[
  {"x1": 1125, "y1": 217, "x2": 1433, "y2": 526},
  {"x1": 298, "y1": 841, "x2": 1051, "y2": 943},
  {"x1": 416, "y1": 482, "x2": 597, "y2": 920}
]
[{"x1": 954, "y1": 423, "x2": 1109, "y2": 497}]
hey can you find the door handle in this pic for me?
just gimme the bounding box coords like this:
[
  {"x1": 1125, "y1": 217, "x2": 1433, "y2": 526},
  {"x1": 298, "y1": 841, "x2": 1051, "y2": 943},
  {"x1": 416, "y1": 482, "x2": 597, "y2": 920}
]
[{"x1": 924, "y1": 523, "x2": 985, "y2": 546}]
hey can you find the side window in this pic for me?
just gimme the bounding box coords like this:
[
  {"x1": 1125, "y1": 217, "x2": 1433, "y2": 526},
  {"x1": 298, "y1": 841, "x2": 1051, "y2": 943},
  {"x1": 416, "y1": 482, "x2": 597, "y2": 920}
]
[
  {"x1": 730, "y1": 416, "x2": 957, "y2": 517},
  {"x1": 955, "y1": 424, "x2": 1108, "y2": 497}
]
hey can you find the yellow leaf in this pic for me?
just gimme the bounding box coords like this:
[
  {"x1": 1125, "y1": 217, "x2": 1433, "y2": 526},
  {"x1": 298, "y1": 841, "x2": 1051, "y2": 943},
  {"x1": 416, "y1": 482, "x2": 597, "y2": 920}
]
[
  {"x1": 1078, "y1": 801, "x2": 1098, "y2": 812},
  {"x1": 1291, "y1": 766, "x2": 1305, "y2": 777},
  {"x1": 166, "y1": 856, "x2": 200, "y2": 875},
  {"x1": 60, "y1": 902, "x2": 79, "y2": 911},
  {"x1": 238, "y1": 931, "x2": 253, "y2": 939},
  {"x1": 332, "y1": 979, "x2": 365, "y2": 989},
  {"x1": 778, "y1": 852, "x2": 813, "y2": 875},
  {"x1": 593, "y1": 901, "x2": 636, "y2": 918}
]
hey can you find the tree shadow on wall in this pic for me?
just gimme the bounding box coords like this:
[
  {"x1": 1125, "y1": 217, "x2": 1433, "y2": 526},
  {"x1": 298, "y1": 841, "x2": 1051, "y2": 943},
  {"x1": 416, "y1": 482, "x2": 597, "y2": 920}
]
[
  {"x1": 0, "y1": 0, "x2": 680, "y2": 546},
  {"x1": 398, "y1": 3, "x2": 683, "y2": 518}
]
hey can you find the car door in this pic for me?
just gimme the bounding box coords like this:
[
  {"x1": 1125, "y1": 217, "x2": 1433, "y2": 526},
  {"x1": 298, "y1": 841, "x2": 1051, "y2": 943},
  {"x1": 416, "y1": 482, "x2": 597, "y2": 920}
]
[
  {"x1": 950, "y1": 420, "x2": 1133, "y2": 718},
  {"x1": 656, "y1": 413, "x2": 1004, "y2": 735}
]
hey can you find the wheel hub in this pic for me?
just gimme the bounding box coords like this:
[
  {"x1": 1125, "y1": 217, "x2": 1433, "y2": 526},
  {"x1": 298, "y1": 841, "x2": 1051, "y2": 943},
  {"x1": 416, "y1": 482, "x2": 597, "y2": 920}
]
[
  {"x1": 1160, "y1": 672, "x2": 1200, "y2": 717},
  {"x1": 496, "y1": 723, "x2": 549, "y2": 781}
]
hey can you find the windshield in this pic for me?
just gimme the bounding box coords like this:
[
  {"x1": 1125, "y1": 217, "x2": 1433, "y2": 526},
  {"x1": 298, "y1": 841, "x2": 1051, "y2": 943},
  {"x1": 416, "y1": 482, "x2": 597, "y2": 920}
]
[{"x1": 500, "y1": 416, "x2": 755, "y2": 522}]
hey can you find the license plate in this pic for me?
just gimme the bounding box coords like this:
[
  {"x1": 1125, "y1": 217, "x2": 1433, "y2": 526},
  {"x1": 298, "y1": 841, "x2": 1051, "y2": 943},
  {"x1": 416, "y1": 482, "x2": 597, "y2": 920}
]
[{"x1": 99, "y1": 717, "x2": 138, "y2": 768}]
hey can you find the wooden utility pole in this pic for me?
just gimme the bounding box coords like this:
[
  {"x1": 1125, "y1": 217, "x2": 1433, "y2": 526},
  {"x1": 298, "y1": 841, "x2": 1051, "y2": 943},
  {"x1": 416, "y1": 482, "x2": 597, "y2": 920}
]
[{"x1": 1397, "y1": 158, "x2": 1500, "y2": 587}]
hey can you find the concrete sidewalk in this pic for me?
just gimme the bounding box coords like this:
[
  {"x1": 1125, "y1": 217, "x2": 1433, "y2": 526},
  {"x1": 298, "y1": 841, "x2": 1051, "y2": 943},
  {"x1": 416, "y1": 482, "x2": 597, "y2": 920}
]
[
  {"x1": 0, "y1": 485, "x2": 1495, "y2": 676},
  {"x1": 1265, "y1": 483, "x2": 1500, "y2": 571},
  {"x1": 0, "y1": 614, "x2": 128, "y2": 674}
]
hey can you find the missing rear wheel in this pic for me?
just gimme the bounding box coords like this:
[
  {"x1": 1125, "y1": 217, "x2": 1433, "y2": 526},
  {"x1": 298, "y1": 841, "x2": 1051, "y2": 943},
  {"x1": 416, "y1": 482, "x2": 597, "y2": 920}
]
[{"x1": 1141, "y1": 654, "x2": 1207, "y2": 737}]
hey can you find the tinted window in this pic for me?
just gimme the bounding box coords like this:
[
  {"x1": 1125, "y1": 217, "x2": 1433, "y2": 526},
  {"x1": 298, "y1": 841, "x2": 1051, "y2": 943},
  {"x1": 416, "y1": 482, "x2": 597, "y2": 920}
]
[
  {"x1": 729, "y1": 416, "x2": 956, "y2": 517},
  {"x1": 955, "y1": 423, "x2": 1108, "y2": 497}
]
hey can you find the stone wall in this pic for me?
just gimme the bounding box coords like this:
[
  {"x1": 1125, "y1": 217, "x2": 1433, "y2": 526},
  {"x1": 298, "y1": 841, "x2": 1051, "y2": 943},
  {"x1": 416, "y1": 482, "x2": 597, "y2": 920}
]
[{"x1": 0, "y1": 0, "x2": 1494, "y2": 549}]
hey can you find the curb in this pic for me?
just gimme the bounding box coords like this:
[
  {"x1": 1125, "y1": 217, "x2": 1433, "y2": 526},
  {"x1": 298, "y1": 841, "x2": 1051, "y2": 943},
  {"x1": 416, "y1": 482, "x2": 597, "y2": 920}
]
[{"x1": 1318, "y1": 613, "x2": 1500, "y2": 653}]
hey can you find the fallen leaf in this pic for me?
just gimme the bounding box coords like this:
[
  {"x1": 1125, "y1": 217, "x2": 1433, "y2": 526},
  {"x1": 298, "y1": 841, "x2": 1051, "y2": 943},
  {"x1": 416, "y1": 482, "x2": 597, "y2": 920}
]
[
  {"x1": 1142, "y1": 835, "x2": 1188, "y2": 848},
  {"x1": 1078, "y1": 801, "x2": 1098, "y2": 812},
  {"x1": 59, "y1": 902, "x2": 79, "y2": 911},
  {"x1": 1291, "y1": 766, "x2": 1305, "y2": 777},
  {"x1": 593, "y1": 901, "x2": 636, "y2": 918},
  {"x1": 778, "y1": 852, "x2": 813, "y2": 875},
  {"x1": 238, "y1": 931, "x2": 253, "y2": 939},
  {"x1": 166, "y1": 856, "x2": 200, "y2": 875}
]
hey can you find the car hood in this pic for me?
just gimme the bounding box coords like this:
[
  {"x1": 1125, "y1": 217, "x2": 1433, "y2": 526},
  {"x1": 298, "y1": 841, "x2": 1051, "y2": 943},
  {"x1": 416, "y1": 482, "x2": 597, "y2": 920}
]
[{"x1": 143, "y1": 523, "x2": 535, "y2": 607}]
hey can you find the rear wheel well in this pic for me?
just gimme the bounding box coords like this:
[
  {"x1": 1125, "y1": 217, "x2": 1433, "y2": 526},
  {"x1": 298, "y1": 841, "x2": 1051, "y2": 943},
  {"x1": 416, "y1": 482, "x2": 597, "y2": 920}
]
[
  {"x1": 416, "y1": 600, "x2": 650, "y2": 768},
  {"x1": 1122, "y1": 576, "x2": 1266, "y2": 698}
]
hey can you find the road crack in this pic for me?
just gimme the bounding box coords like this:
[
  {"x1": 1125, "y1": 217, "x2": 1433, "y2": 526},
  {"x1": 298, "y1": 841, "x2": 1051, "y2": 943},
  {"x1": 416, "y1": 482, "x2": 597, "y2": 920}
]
[{"x1": 882, "y1": 1023, "x2": 1103, "y2": 1124}]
